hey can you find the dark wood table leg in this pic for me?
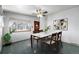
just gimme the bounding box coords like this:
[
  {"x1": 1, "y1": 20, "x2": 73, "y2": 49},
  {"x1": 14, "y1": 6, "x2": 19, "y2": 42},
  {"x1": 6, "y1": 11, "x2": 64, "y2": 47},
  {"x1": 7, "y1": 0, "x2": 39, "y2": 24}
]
[
  {"x1": 30, "y1": 35, "x2": 33, "y2": 48},
  {"x1": 37, "y1": 39, "x2": 39, "y2": 48}
]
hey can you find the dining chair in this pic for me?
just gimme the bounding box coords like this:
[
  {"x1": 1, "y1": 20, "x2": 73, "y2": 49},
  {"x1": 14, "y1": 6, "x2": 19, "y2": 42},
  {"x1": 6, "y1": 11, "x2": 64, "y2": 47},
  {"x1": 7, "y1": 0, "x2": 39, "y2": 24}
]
[
  {"x1": 41, "y1": 33, "x2": 59, "y2": 51},
  {"x1": 57, "y1": 32, "x2": 63, "y2": 48}
]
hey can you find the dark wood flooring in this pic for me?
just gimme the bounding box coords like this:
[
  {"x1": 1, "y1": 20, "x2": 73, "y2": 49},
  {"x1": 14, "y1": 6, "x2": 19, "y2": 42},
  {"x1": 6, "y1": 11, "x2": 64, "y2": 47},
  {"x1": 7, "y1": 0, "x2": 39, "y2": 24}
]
[{"x1": 1, "y1": 39, "x2": 79, "y2": 54}]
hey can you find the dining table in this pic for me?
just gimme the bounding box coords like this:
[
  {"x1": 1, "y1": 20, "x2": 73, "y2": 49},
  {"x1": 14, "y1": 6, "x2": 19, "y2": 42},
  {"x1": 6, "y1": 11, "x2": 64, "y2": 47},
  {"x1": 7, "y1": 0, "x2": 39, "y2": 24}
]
[{"x1": 30, "y1": 30, "x2": 62, "y2": 48}]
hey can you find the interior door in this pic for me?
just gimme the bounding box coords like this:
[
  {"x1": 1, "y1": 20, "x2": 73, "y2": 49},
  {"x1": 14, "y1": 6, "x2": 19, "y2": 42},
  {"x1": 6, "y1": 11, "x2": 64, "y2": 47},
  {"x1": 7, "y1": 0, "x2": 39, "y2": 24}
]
[{"x1": 34, "y1": 21, "x2": 40, "y2": 33}]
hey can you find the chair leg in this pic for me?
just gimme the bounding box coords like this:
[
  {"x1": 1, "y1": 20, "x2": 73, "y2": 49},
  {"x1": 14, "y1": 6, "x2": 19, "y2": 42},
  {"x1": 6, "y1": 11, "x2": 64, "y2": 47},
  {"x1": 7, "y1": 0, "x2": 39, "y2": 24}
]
[
  {"x1": 61, "y1": 41, "x2": 63, "y2": 48},
  {"x1": 59, "y1": 39, "x2": 63, "y2": 48}
]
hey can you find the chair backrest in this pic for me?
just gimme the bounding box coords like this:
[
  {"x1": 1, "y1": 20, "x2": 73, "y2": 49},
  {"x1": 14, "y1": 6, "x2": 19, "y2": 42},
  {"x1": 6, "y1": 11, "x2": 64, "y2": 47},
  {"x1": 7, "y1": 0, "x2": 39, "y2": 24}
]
[
  {"x1": 58, "y1": 32, "x2": 62, "y2": 35},
  {"x1": 57, "y1": 31, "x2": 62, "y2": 41},
  {"x1": 50, "y1": 33, "x2": 57, "y2": 44}
]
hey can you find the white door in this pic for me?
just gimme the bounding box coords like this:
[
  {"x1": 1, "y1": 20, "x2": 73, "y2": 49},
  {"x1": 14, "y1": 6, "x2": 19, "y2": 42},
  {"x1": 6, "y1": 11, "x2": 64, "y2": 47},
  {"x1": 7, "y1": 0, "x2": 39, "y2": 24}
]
[{"x1": 0, "y1": 16, "x2": 3, "y2": 52}]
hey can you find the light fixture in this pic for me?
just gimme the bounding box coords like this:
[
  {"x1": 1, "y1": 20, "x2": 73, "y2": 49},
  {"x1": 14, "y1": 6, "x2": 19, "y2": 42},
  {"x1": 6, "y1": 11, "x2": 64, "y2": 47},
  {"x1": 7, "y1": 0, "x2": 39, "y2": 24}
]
[
  {"x1": 33, "y1": 8, "x2": 48, "y2": 18},
  {"x1": 37, "y1": 14, "x2": 43, "y2": 17},
  {"x1": 36, "y1": 9, "x2": 43, "y2": 18}
]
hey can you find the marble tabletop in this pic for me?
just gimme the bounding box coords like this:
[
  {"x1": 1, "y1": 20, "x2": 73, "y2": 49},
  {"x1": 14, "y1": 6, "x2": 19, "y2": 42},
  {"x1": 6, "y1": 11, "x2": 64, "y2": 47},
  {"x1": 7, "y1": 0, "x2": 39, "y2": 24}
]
[{"x1": 31, "y1": 30, "x2": 62, "y2": 38}]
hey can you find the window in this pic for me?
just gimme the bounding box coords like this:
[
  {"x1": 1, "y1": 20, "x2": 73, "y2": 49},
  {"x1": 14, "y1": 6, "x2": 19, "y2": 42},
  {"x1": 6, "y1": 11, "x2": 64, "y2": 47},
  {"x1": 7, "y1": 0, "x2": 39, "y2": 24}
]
[{"x1": 9, "y1": 20, "x2": 32, "y2": 32}]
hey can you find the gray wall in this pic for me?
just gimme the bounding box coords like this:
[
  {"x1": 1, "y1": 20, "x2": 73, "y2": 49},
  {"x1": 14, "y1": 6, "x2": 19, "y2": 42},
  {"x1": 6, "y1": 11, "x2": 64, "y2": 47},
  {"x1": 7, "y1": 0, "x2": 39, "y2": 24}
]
[{"x1": 3, "y1": 11, "x2": 37, "y2": 42}]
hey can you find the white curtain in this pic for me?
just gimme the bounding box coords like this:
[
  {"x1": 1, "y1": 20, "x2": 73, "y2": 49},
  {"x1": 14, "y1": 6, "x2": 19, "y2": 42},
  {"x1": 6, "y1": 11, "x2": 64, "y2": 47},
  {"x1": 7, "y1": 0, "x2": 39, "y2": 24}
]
[{"x1": 0, "y1": 16, "x2": 3, "y2": 52}]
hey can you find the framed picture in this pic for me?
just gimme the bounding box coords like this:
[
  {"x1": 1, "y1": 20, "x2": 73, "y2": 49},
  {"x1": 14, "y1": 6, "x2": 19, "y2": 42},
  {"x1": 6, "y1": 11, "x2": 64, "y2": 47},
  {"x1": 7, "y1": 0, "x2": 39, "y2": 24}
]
[{"x1": 53, "y1": 18, "x2": 68, "y2": 31}]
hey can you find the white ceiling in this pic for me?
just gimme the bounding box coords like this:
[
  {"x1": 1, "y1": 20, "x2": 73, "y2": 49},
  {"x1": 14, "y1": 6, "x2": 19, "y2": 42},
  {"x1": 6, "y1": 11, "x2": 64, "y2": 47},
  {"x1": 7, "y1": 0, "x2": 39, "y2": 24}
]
[{"x1": 2, "y1": 5, "x2": 79, "y2": 16}]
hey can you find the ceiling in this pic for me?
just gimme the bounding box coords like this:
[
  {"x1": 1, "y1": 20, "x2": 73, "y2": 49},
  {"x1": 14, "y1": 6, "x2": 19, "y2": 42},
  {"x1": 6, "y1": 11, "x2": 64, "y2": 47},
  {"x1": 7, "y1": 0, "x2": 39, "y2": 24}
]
[{"x1": 2, "y1": 5, "x2": 79, "y2": 16}]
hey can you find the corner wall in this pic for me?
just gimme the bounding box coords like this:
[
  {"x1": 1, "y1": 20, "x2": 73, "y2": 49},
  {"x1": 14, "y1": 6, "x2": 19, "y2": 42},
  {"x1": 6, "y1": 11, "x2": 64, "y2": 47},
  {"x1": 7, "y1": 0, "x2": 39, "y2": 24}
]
[{"x1": 47, "y1": 7, "x2": 79, "y2": 45}]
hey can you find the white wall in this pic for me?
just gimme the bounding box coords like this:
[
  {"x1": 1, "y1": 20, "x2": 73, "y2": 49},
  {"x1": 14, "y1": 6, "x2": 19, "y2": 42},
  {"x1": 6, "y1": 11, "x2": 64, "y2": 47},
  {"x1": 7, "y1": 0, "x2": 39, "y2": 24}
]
[
  {"x1": 40, "y1": 16, "x2": 47, "y2": 30},
  {"x1": 3, "y1": 11, "x2": 36, "y2": 43},
  {"x1": 11, "y1": 32, "x2": 32, "y2": 42},
  {"x1": 47, "y1": 7, "x2": 79, "y2": 45}
]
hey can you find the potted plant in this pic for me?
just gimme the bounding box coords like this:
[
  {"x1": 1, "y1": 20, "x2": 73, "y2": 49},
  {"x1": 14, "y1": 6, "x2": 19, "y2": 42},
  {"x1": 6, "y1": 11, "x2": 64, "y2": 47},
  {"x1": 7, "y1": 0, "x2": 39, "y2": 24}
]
[
  {"x1": 2, "y1": 33, "x2": 11, "y2": 45},
  {"x1": 43, "y1": 26, "x2": 50, "y2": 32},
  {"x1": 2, "y1": 28, "x2": 15, "y2": 45}
]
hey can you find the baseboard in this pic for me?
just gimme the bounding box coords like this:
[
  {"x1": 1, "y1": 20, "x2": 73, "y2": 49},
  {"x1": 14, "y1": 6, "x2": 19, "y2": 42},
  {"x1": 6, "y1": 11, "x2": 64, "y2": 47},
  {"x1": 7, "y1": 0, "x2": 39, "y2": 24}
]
[
  {"x1": 62, "y1": 41, "x2": 79, "y2": 47},
  {"x1": 2, "y1": 39, "x2": 29, "y2": 46},
  {"x1": 11, "y1": 39, "x2": 29, "y2": 45}
]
